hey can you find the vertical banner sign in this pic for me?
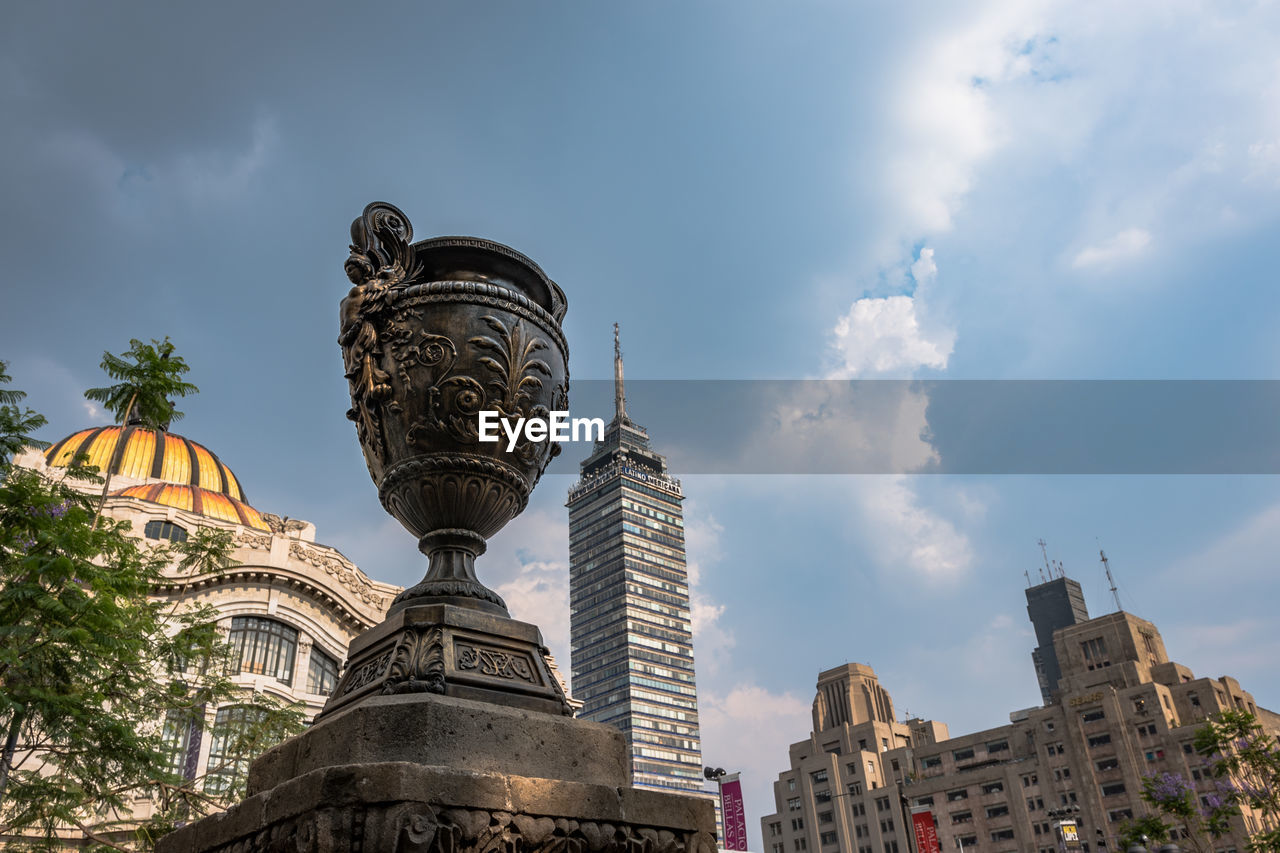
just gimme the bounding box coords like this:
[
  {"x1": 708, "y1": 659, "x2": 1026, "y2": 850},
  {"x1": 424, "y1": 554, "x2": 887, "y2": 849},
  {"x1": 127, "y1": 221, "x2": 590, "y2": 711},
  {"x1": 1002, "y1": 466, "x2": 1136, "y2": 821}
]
[
  {"x1": 1059, "y1": 820, "x2": 1081, "y2": 852},
  {"x1": 910, "y1": 807, "x2": 941, "y2": 853},
  {"x1": 720, "y1": 773, "x2": 749, "y2": 851}
]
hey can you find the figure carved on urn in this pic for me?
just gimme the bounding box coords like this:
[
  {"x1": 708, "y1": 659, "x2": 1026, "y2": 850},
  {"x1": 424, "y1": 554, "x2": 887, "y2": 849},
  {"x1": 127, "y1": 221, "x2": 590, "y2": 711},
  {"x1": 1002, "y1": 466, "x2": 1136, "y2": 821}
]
[{"x1": 338, "y1": 202, "x2": 569, "y2": 617}]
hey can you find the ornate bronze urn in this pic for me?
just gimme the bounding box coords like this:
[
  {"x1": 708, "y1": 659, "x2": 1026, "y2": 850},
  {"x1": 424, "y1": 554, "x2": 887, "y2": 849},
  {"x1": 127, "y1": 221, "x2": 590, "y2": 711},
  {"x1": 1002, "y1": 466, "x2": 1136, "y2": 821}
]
[
  {"x1": 153, "y1": 202, "x2": 715, "y2": 853},
  {"x1": 339, "y1": 202, "x2": 568, "y2": 617}
]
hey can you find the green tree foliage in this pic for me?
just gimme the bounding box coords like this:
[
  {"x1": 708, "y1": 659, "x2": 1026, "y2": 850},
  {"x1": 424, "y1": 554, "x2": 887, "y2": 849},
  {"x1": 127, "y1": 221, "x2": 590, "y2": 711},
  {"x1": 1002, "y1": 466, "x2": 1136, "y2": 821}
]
[
  {"x1": 1136, "y1": 710, "x2": 1280, "y2": 853},
  {"x1": 1139, "y1": 770, "x2": 1236, "y2": 852},
  {"x1": 0, "y1": 361, "x2": 304, "y2": 851},
  {"x1": 1194, "y1": 710, "x2": 1280, "y2": 852},
  {"x1": 1117, "y1": 813, "x2": 1173, "y2": 851},
  {"x1": 82, "y1": 338, "x2": 201, "y2": 529},
  {"x1": 0, "y1": 362, "x2": 48, "y2": 465},
  {"x1": 83, "y1": 338, "x2": 199, "y2": 430}
]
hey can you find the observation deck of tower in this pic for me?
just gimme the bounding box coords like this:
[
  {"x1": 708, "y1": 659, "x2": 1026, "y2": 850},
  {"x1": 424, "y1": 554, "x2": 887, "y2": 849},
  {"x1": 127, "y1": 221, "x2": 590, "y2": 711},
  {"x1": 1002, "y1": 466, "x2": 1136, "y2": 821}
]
[{"x1": 566, "y1": 325, "x2": 705, "y2": 792}]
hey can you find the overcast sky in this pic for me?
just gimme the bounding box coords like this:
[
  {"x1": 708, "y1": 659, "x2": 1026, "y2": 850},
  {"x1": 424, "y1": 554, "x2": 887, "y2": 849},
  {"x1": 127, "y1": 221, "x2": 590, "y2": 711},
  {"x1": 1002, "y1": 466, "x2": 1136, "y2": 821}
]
[{"x1": 5, "y1": 0, "x2": 1280, "y2": 842}]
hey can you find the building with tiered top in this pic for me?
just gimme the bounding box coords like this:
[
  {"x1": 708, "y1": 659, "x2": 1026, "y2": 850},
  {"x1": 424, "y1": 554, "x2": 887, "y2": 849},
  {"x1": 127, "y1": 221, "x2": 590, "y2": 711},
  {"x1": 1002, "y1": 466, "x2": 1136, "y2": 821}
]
[
  {"x1": 761, "y1": 598, "x2": 1280, "y2": 853},
  {"x1": 13, "y1": 418, "x2": 400, "y2": 825}
]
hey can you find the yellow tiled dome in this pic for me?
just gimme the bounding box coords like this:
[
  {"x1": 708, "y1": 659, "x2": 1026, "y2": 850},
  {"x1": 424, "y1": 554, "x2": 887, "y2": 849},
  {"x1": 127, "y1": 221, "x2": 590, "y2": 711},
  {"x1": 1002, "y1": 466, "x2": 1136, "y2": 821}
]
[
  {"x1": 110, "y1": 483, "x2": 269, "y2": 532},
  {"x1": 44, "y1": 426, "x2": 247, "y2": 503}
]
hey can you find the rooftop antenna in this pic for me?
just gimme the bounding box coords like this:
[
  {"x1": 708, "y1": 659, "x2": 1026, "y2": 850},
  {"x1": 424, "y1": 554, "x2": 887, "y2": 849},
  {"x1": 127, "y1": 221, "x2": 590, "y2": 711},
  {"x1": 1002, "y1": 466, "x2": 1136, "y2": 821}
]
[
  {"x1": 1100, "y1": 549, "x2": 1122, "y2": 612},
  {"x1": 1038, "y1": 539, "x2": 1052, "y2": 576},
  {"x1": 613, "y1": 322, "x2": 627, "y2": 422},
  {"x1": 1024, "y1": 569, "x2": 1032, "y2": 588}
]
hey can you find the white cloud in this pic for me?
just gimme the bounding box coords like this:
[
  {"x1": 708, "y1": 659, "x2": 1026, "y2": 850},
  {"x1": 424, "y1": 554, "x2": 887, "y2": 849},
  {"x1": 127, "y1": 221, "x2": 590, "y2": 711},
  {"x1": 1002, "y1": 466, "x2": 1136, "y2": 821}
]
[
  {"x1": 740, "y1": 381, "x2": 940, "y2": 474},
  {"x1": 910, "y1": 247, "x2": 938, "y2": 287},
  {"x1": 684, "y1": 506, "x2": 736, "y2": 675},
  {"x1": 700, "y1": 683, "x2": 812, "y2": 839},
  {"x1": 495, "y1": 558, "x2": 571, "y2": 667},
  {"x1": 876, "y1": 1, "x2": 1051, "y2": 252},
  {"x1": 1070, "y1": 228, "x2": 1153, "y2": 269},
  {"x1": 830, "y1": 295, "x2": 955, "y2": 378},
  {"x1": 849, "y1": 477, "x2": 974, "y2": 582},
  {"x1": 485, "y1": 504, "x2": 573, "y2": 664}
]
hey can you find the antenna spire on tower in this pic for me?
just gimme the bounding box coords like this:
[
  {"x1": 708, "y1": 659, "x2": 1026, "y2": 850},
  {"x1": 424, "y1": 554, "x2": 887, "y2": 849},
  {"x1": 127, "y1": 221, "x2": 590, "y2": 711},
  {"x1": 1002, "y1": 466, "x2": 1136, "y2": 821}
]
[
  {"x1": 613, "y1": 322, "x2": 627, "y2": 422},
  {"x1": 1100, "y1": 549, "x2": 1122, "y2": 612},
  {"x1": 1038, "y1": 539, "x2": 1052, "y2": 575}
]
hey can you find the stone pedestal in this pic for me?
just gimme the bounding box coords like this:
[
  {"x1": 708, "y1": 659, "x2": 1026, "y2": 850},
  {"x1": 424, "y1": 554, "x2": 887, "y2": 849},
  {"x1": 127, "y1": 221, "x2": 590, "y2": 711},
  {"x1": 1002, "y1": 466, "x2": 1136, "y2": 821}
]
[
  {"x1": 158, "y1": 759, "x2": 715, "y2": 853},
  {"x1": 157, "y1": 609, "x2": 716, "y2": 853},
  {"x1": 158, "y1": 695, "x2": 715, "y2": 853}
]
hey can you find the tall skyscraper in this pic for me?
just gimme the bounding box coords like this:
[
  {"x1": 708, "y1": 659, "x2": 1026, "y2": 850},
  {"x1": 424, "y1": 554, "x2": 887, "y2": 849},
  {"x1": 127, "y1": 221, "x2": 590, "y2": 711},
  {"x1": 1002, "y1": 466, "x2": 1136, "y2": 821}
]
[
  {"x1": 566, "y1": 325, "x2": 705, "y2": 792},
  {"x1": 1025, "y1": 573, "x2": 1090, "y2": 704}
]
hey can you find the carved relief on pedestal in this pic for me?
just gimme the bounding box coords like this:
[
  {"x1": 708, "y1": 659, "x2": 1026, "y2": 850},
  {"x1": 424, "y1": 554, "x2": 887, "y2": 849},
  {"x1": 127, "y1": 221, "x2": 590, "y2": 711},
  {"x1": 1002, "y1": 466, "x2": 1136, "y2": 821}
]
[
  {"x1": 199, "y1": 803, "x2": 716, "y2": 853},
  {"x1": 384, "y1": 626, "x2": 446, "y2": 695},
  {"x1": 340, "y1": 651, "x2": 393, "y2": 696},
  {"x1": 456, "y1": 643, "x2": 536, "y2": 683}
]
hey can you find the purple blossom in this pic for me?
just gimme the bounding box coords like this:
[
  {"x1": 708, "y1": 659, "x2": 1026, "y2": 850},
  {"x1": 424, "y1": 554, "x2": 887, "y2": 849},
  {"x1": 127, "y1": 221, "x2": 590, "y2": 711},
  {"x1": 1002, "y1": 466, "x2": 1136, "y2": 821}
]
[
  {"x1": 1148, "y1": 772, "x2": 1193, "y2": 802},
  {"x1": 1236, "y1": 780, "x2": 1268, "y2": 801},
  {"x1": 24, "y1": 500, "x2": 71, "y2": 519}
]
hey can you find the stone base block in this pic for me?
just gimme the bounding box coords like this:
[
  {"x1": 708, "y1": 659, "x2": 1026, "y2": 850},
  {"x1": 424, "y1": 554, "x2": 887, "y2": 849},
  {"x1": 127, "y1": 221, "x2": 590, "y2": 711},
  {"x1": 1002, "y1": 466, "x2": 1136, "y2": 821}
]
[
  {"x1": 157, "y1": 762, "x2": 717, "y2": 853},
  {"x1": 248, "y1": 692, "x2": 630, "y2": 794}
]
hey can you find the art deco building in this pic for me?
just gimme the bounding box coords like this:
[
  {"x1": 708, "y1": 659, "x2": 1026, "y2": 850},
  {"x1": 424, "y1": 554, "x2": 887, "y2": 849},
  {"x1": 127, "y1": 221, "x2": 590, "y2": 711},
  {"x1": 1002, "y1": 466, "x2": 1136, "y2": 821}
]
[
  {"x1": 12, "y1": 419, "x2": 399, "y2": 830},
  {"x1": 566, "y1": 327, "x2": 706, "y2": 793},
  {"x1": 762, "y1": 594, "x2": 1280, "y2": 853}
]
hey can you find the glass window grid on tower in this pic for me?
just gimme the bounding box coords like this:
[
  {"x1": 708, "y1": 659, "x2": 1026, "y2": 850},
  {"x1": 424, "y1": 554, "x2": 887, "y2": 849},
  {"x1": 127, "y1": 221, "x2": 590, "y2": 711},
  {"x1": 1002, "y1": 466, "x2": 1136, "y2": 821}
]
[{"x1": 569, "y1": 465, "x2": 704, "y2": 792}]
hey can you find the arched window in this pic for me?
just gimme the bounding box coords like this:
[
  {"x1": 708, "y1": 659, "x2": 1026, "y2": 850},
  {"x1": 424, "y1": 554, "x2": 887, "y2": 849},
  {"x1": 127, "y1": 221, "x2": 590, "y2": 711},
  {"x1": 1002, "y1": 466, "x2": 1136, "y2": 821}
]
[
  {"x1": 306, "y1": 647, "x2": 340, "y2": 697},
  {"x1": 160, "y1": 709, "x2": 199, "y2": 780},
  {"x1": 203, "y1": 705, "x2": 267, "y2": 796},
  {"x1": 227, "y1": 616, "x2": 298, "y2": 685},
  {"x1": 144, "y1": 519, "x2": 188, "y2": 542}
]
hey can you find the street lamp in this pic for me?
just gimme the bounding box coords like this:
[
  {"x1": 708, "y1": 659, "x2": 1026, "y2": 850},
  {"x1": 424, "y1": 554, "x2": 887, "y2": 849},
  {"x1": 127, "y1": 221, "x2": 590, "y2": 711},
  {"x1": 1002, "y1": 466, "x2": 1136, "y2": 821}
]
[{"x1": 703, "y1": 767, "x2": 729, "y2": 850}]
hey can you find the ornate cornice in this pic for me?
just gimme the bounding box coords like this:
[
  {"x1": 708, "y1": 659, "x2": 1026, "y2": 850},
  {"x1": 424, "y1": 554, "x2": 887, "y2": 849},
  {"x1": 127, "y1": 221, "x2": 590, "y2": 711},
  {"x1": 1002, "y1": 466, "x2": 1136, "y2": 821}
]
[{"x1": 288, "y1": 542, "x2": 391, "y2": 611}]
